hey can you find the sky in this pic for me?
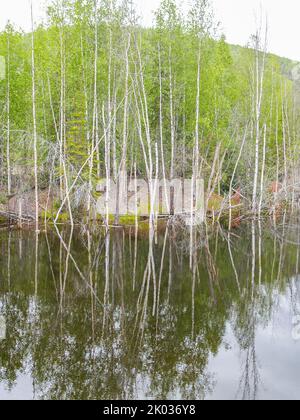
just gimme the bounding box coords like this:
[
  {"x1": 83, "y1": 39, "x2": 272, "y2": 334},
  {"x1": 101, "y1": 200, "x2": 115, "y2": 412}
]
[{"x1": 0, "y1": 0, "x2": 299, "y2": 61}]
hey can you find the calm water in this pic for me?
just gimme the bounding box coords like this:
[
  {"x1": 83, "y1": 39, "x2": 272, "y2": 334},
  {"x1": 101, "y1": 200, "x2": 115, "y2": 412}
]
[{"x1": 0, "y1": 220, "x2": 300, "y2": 400}]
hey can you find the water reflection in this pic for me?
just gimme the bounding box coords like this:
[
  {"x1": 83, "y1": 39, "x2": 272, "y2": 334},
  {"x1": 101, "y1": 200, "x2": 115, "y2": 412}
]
[{"x1": 0, "y1": 218, "x2": 300, "y2": 400}]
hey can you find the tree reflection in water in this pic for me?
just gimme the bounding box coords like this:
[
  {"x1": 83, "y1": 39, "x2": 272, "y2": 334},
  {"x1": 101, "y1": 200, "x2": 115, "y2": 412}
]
[{"x1": 0, "y1": 217, "x2": 300, "y2": 400}]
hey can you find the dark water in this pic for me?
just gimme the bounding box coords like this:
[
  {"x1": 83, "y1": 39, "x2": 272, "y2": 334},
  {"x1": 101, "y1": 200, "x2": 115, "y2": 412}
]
[{"x1": 0, "y1": 220, "x2": 300, "y2": 400}]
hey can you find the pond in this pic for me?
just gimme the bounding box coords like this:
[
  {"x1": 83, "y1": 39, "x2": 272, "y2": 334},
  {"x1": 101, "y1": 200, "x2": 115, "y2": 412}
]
[{"x1": 0, "y1": 218, "x2": 300, "y2": 400}]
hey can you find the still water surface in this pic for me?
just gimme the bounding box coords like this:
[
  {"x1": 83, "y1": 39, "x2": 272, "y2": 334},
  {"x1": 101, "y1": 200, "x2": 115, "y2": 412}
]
[{"x1": 0, "y1": 220, "x2": 300, "y2": 400}]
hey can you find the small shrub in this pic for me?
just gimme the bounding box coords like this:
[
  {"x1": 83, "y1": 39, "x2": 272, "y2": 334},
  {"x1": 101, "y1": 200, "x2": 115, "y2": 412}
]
[{"x1": 0, "y1": 193, "x2": 8, "y2": 206}]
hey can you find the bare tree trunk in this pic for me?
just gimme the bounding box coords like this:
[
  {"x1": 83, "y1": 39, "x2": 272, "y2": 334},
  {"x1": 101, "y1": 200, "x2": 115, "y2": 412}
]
[
  {"x1": 81, "y1": 32, "x2": 90, "y2": 176},
  {"x1": 107, "y1": 23, "x2": 112, "y2": 181},
  {"x1": 59, "y1": 30, "x2": 65, "y2": 203},
  {"x1": 158, "y1": 43, "x2": 169, "y2": 214},
  {"x1": 112, "y1": 78, "x2": 117, "y2": 181},
  {"x1": 229, "y1": 125, "x2": 248, "y2": 230},
  {"x1": 31, "y1": 2, "x2": 39, "y2": 232},
  {"x1": 169, "y1": 45, "x2": 175, "y2": 179},
  {"x1": 115, "y1": 33, "x2": 131, "y2": 225},
  {"x1": 195, "y1": 44, "x2": 201, "y2": 182},
  {"x1": 258, "y1": 123, "x2": 267, "y2": 217},
  {"x1": 54, "y1": 17, "x2": 73, "y2": 226},
  {"x1": 135, "y1": 36, "x2": 155, "y2": 228},
  {"x1": 281, "y1": 88, "x2": 288, "y2": 197},
  {"x1": 273, "y1": 99, "x2": 280, "y2": 223},
  {"x1": 102, "y1": 104, "x2": 110, "y2": 226},
  {"x1": 87, "y1": 0, "x2": 99, "y2": 221},
  {"x1": 252, "y1": 28, "x2": 267, "y2": 214},
  {"x1": 6, "y1": 32, "x2": 11, "y2": 196}
]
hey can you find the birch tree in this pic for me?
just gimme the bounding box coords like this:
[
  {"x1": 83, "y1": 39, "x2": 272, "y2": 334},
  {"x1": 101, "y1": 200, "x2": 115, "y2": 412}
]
[
  {"x1": 31, "y1": 1, "x2": 39, "y2": 231},
  {"x1": 6, "y1": 27, "x2": 11, "y2": 196},
  {"x1": 251, "y1": 24, "x2": 267, "y2": 214}
]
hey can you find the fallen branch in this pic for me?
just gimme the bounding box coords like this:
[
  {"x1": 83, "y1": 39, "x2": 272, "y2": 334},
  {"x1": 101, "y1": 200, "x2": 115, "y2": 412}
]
[{"x1": 0, "y1": 210, "x2": 34, "y2": 222}]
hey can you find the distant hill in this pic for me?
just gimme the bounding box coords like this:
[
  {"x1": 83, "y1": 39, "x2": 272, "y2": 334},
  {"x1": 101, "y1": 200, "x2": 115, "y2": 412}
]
[{"x1": 230, "y1": 43, "x2": 300, "y2": 103}]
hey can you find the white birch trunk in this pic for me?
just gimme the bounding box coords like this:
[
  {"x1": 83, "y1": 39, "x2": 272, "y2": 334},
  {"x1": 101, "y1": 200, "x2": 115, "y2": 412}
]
[
  {"x1": 31, "y1": 2, "x2": 39, "y2": 232},
  {"x1": 6, "y1": 33, "x2": 11, "y2": 196}
]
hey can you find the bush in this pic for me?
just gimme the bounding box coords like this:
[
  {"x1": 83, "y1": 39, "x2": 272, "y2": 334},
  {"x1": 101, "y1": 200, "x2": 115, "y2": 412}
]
[{"x1": 0, "y1": 193, "x2": 8, "y2": 206}]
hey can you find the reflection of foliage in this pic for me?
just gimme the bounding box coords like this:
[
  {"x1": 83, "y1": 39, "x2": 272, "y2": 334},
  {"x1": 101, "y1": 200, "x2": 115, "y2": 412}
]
[{"x1": 0, "y1": 222, "x2": 298, "y2": 400}]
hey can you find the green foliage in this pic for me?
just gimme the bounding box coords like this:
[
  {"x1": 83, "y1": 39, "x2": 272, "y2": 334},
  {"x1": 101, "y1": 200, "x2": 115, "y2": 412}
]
[
  {"x1": 42, "y1": 209, "x2": 70, "y2": 222},
  {"x1": 0, "y1": 192, "x2": 8, "y2": 205}
]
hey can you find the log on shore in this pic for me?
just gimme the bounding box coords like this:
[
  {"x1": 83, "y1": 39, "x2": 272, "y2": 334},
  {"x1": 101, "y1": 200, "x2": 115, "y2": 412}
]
[{"x1": 0, "y1": 210, "x2": 35, "y2": 222}]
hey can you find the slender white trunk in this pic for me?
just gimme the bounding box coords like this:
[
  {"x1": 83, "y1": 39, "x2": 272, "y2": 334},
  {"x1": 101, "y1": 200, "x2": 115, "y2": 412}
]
[
  {"x1": 107, "y1": 25, "x2": 112, "y2": 181},
  {"x1": 102, "y1": 105, "x2": 110, "y2": 226},
  {"x1": 54, "y1": 20, "x2": 73, "y2": 226},
  {"x1": 115, "y1": 33, "x2": 130, "y2": 224},
  {"x1": 252, "y1": 31, "x2": 267, "y2": 214},
  {"x1": 6, "y1": 33, "x2": 11, "y2": 196},
  {"x1": 229, "y1": 125, "x2": 248, "y2": 230},
  {"x1": 252, "y1": 49, "x2": 260, "y2": 214},
  {"x1": 121, "y1": 34, "x2": 130, "y2": 180},
  {"x1": 282, "y1": 90, "x2": 288, "y2": 194},
  {"x1": 31, "y1": 2, "x2": 39, "y2": 232},
  {"x1": 258, "y1": 123, "x2": 267, "y2": 217},
  {"x1": 59, "y1": 29, "x2": 65, "y2": 203},
  {"x1": 158, "y1": 43, "x2": 169, "y2": 214},
  {"x1": 136, "y1": 38, "x2": 153, "y2": 178},
  {"x1": 112, "y1": 79, "x2": 117, "y2": 180},
  {"x1": 87, "y1": 0, "x2": 99, "y2": 220},
  {"x1": 195, "y1": 44, "x2": 201, "y2": 182},
  {"x1": 135, "y1": 36, "x2": 155, "y2": 227},
  {"x1": 169, "y1": 45, "x2": 175, "y2": 179},
  {"x1": 81, "y1": 33, "x2": 90, "y2": 176},
  {"x1": 273, "y1": 100, "x2": 280, "y2": 221}
]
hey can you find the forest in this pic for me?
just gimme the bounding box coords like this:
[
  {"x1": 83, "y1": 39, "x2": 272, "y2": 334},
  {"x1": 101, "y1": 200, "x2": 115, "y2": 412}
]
[
  {"x1": 2, "y1": 0, "x2": 300, "y2": 402},
  {"x1": 0, "y1": 0, "x2": 299, "y2": 229}
]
